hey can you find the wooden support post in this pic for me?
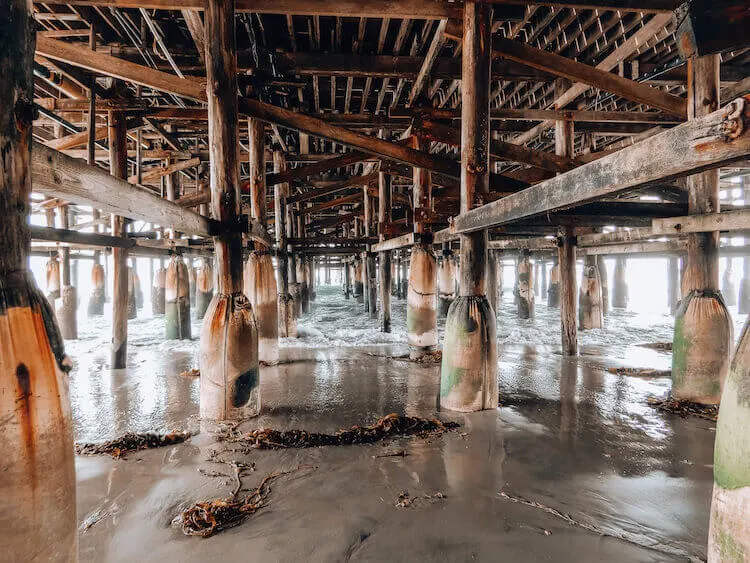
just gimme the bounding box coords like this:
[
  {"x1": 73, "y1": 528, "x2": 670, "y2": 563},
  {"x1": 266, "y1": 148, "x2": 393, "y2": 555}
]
[
  {"x1": 109, "y1": 110, "x2": 129, "y2": 369},
  {"x1": 486, "y1": 248, "x2": 498, "y2": 315},
  {"x1": 579, "y1": 255, "x2": 604, "y2": 330},
  {"x1": 598, "y1": 257, "x2": 609, "y2": 315},
  {"x1": 56, "y1": 205, "x2": 77, "y2": 339},
  {"x1": 195, "y1": 258, "x2": 214, "y2": 320},
  {"x1": 517, "y1": 250, "x2": 534, "y2": 319},
  {"x1": 555, "y1": 78, "x2": 577, "y2": 355},
  {"x1": 126, "y1": 258, "x2": 138, "y2": 320},
  {"x1": 152, "y1": 261, "x2": 167, "y2": 315},
  {"x1": 613, "y1": 256, "x2": 629, "y2": 309},
  {"x1": 559, "y1": 227, "x2": 578, "y2": 356},
  {"x1": 672, "y1": 55, "x2": 731, "y2": 405},
  {"x1": 274, "y1": 148, "x2": 297, "y2": 337},
  {"x1": 540, "y1": 259, "x2": 548, "y2": 302},
  {"x1": 709, "y1": 302, "x2": 750, "y2": 560},
  {"x1": 188, "y1": 259, "x2": 197, "y2": 307},
  {"x1": 548, "y1": 257, "x2": 560, "y2": 307},
  {"x1": 437, "y1": 243, "x2": 456, "y2": 317},
  {"x1": 440, "y1": 1, "x2": 497, "y2": 412},
  {"x1": 378, "y1": 172, "x2": 392, "y2": 333},
  {"x1": 0, "y1": 3, "x2": 77, "y2": 559},
  {"x1": 200, "y1": 0, "x2": 259, "y2": 421},
  {"x1": 165, "y1": 254, "x2": 190, "y2": 339},
  {"x1": 343, "y1": 257, "x2": 351, "y2": 299},
  {"x1": 244, "y1": 118, "x2": 278, "y2": 364},
  {"x1": 722, "y1": 258, "x2": 737, "y2": 307},
  {"x1": 739, "y1": 255, "x2": 750, "y2": 315}
]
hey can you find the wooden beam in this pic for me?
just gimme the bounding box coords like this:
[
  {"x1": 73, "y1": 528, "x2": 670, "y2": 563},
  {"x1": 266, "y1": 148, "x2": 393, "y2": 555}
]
[
  {"x1": 35, "y1": 36, "x2": 207, "y2": 101},
  {"x1": 32, "y1": 143, "x2": 212, "y2": 236},
  {"x1": 414, "y1": 118, "x2": 575, "y2": 173},
  {"x1": 266, "y1": 150, "x2": 369, "y2": 186},
  {"x1": 408, "y1": 19, "x2": 447, "y2": 106},
  {"x1": 287, "y1": 172, "x2": 379, "y2": 204},
  {"x1": 181, "y1": 9, "x2": 206, "y2": 61},
  {"x1": 371, "y1": 232, "x2": 415, "y2": 252},
  {"x1": 143, "y1": 117, "x2": 183, "y2": 151},
  {"x1": 36, "y1": 37, "x2": 461, "y2": 178},
  {"x1": 45, "y1": 124, "x2": 108, "y2": 151},
  {"x1": 129, "y1": 156, "x2": 200, "y2": 184},
  {"x1": 652, "y1": 209, "x2": 750, "y2": 235},
  {"x1": 30, "y1": 225, "x2": 139, "y2": 248},
  {"x1": 452, "y1": 99, "x2": 750, "y2": 234},
  {"x1": 445, "y1": 19, "x2": 686, "y2": 118},
  {"x1": 301, "y1": 192, "x2": 362, "y2": 215},
  {"x1": 391, "y1": 107, "x2": 684, "y2": 124}
]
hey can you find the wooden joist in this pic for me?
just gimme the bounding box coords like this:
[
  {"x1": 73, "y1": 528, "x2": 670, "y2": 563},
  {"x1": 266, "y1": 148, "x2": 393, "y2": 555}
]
[
  {"x1": 287, "y1": 173, "x2": 379, "y2": 205},
  {"x1": 32, "y1": 143, "x2": 213, "y2": 236},
  {"x1": 391, "y1": 107, "x2": 684, "y2": 124},
  {"x1": 266, "y1": 150, "x2": 370, "y2": 186},
  {"x1": 36, "y1": 37, "x2": 464, "y2": 179},
  {"x1": 452, "y1": 100, "x2": 750, "y2": 234},
  {"x1": 651, "y1": 209, "x2": 750, "y2": 235},
  {"x1": 129, "y1": 157, "x2": 200, "y2": 184},
  {"x1": 370, "y1": 233, "x2": 415, "y2": 253},
  {"x1": 444, "y1": 19, "x2": 686, "y2": 118}
]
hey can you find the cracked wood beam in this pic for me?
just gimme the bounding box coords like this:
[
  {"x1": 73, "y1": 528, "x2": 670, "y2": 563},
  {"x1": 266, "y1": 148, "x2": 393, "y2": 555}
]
[{"x1": 128, "y1": 156, "x2": 200, "y2": 184}]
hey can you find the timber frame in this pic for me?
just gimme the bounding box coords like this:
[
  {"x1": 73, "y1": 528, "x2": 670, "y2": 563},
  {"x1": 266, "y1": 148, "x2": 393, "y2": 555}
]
[{"x1": 24, "y1": 0, "x2": 750, "y2": 259}]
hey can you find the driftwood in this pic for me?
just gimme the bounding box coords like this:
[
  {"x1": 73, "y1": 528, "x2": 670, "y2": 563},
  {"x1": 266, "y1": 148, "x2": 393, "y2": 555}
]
[{"x1": 646, "y1": 397, "x2": 719, "y2": 421}]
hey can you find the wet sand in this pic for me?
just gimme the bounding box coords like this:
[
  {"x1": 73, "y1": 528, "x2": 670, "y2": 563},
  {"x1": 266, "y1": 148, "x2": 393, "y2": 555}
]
[{"x1": 69, "y1": 288, "x2": 714, "y2": 562}]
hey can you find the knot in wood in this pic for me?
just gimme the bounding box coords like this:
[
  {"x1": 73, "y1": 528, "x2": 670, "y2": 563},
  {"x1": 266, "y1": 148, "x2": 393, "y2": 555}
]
[{"x1": 466, "y1": 161, "x2": 486, "y2": 175}]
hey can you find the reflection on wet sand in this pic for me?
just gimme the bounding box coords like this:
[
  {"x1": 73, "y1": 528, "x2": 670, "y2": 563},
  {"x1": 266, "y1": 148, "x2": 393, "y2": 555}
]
[{"x1": 69, "y1": 287, "x2": 713, "y2": 561}]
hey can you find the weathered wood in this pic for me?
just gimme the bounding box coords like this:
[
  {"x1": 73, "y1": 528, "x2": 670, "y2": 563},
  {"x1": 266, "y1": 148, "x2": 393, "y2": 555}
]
[
  {"x1": 445, "y1": 20, "x2": 686, "y2": 118},
  {"x1": 300, "y1": 192, "x2": 361, "y2": 215},
  {"x1": 128, "y1": 156, "x2": 199, "y2": 184},
  {"x1": 453, "y1": 99, "x2": 750, "y2": 234},
  {"x1": 392, "y1": 107, "x2": 684, "y2": 124},
  {"x1": 287, "y1": 172, "x2": 378, "y2": 204},
  {"x1": 652, "y1": 209, "x2": 750, "y2": 235},
  {"x1": 266, "y1": 150, "x2": 369, "y2": 187},
  {"x1": 378, "y1": 172, "x2": 392, "y2": 332},
  {"x1": 32, "y1": 143, "x2": 212, "y2": 236},
  {"x1": 200, "y1": 0, "x2": 259, "y2": 421},
  {"x1": 408, "y1": 19, "x2": 447, "y2": 106},
  {"x1": 440, "y1": 1, "x2": 497, "y2": 414},
  {"x1": 559, "y1": 227, "x2": 578, "y2": 355},
  {"x1": 371, "y1": 233, "x2": 415, "y2": 253},
  {"x1": 413, "y1": 118, "x2": 575, "y2": 173},
  {"x1": 1, "y1": 3, "x2": 78, "y2": 560}
]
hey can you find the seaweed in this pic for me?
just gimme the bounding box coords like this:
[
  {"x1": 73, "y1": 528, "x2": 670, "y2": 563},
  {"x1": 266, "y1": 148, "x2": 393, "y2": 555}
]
[{"x1": 75, "y1": 431, "x2": 191, "y2": 458}]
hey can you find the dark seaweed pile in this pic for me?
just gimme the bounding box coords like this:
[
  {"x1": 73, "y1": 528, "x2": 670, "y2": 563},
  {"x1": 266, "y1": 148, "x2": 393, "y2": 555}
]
[
  {"x1": 75, "y1": 431, "x2": 191, "y2": 458},
  {"x1": 234, "y1": 413, "x2": 459, "y2": 449}
]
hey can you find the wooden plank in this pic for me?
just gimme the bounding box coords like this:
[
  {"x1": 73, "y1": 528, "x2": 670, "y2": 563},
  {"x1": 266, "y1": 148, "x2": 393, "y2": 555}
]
[
  {"x1": 32, "y1": 143, "x2": 213, "y2": 236},
  {"x1": 35, "y1": 36, "x2": 207, "y2": 101},
  {"x1": 301, "y1": 192, "x2": 362, "y2": 215},
  {"x1": 29, "y1": 225, "x2": 137, "y2": 248},
  {"x1": 45, "y1": 124, "x2": 108, "y2": 150},
  {"x1": 371, "y1": 232, "x2": 415, "y2": 253},
  {"x1": 452, "y1": 100, "x2": 750, "y2": 234},
  {"x1": 408, "y1": 19, "x2": 447, "y2": 106},
  {"x1": 445, "y1": 19, "x2": 686, "y2": 117},
  {"x1": 580, "y1": 240, "x2": 687, "y2": 256},
  {"x1": 129, "y1": 157, "x2": 200, "y2": 184},
  {"x1": 391, "y1": 107, "x2": 684, "y2": 124},
  {"x1": 651, "y1": 209, "x2": 750, "y2": 235}
]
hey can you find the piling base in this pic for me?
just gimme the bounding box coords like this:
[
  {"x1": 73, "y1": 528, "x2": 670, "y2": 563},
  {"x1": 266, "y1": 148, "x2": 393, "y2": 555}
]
[
  {"x1": 0, "y1": 271, "x2": 77, "y2": 562},
  {"x1": 672, "y1": 290, "x2": 732, "y2": 404},
  {"x1": 579, "y1": 258, "x2": 604, "y2": 330},
  {"x1": 56, "y1": 285, "x2": 77, "y2": 340},
  {"x1": 407, "y1": 244, "x2": 437, "y2": 359},
  {"x1": 708, "y1": 315, "x2": 750, "y2": 561},
  {"x1": 87, "y1": 263, "x2": 105, "y2": 317},
  {"x1": 244, "y1": 252, "x2": 279, "y2": 364},
  {"x1": 199, "y1": 293, "x2": 259, "y2": 420},
  {"x1": 440, "y1": 295, "x2": 498, "y2": 412},
  {"x1": 127, "y1": 268, "x2": 137, "y2": 320},
  {"x1": 740, "y1": 278, "x2": 750, "y2": 315},
  {"x1": 437, "y1": 297, "x2": 454, "y2": 317},
  {"x1": 195, "y1": 290, "x2": 213, "y2": 320},
  {"x1": 166, "y1": 258, "x2": 191, "y2": 340},
  {"x1": 151, "y1": 268, "x2": 166, "y2": 315},
  {"x1": 278, "y1": 293, "x2": 298, "y2": 338}
]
